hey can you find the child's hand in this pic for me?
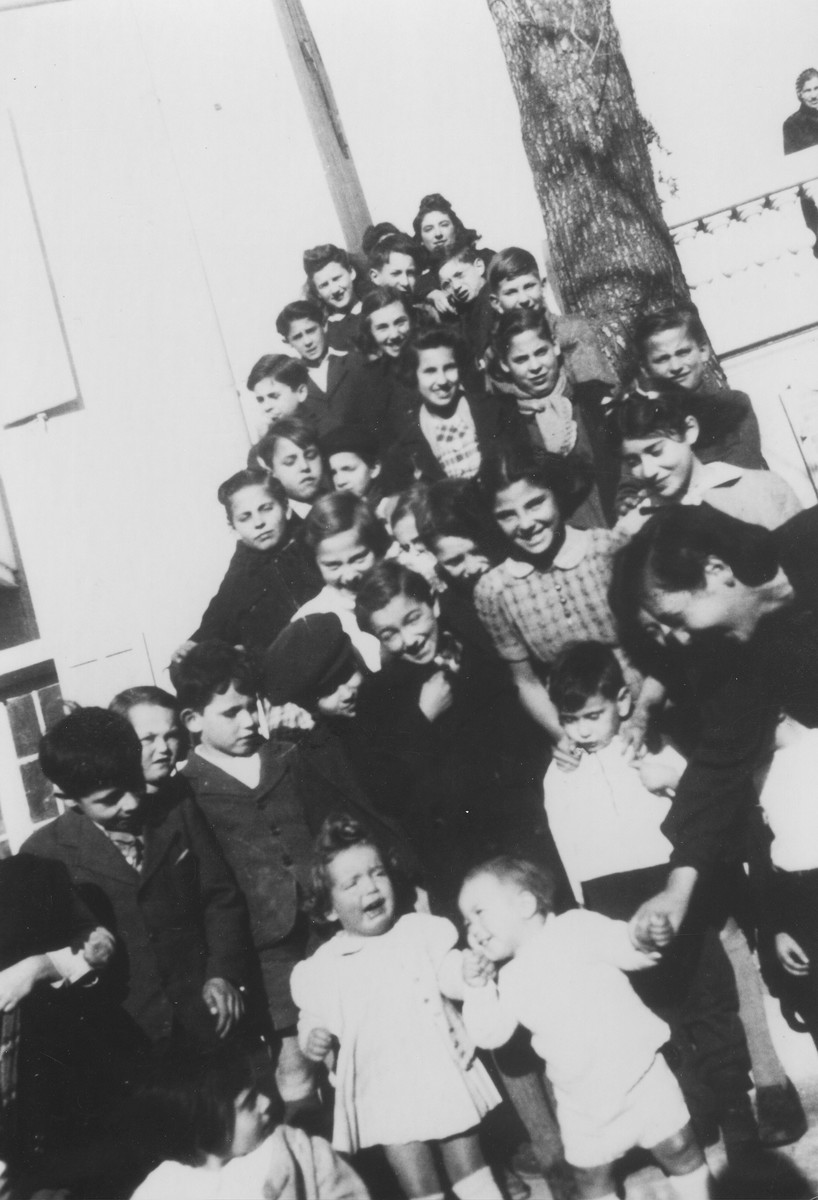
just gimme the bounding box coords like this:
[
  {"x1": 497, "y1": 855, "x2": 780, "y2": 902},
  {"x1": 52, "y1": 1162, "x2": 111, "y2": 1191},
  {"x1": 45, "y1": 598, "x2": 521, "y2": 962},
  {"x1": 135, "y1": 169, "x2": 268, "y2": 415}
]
[
  {"x1": 263, "y1": 702, "x2": 314, "y2": 733},
  {"x1": 462, "y1": 949, "x2": 495, "y2": 988},
  {"x1": 418, "y1": 670, "x2": 454, "y2": 722},
  {"x1": 776, "y1": 932, "x2": 810, "y2": 977},
  {"x1": 636, "y1": 757, "x2": 679, "y2": 798},
  {"x1": 303, "y1": 1026, "x2": 335, "y2": 1062},
  {"x1": 0, "y1": 956, "x2": 50, "y2": 1012},
  {"x1": 427, "y1": 288, "x2": 456, "y2": 316},
  {"x1": 81, "y1": 926, "x2": 115, "y2": 969},
  {"x1": 552, "y1": 734, "x2": 581, "y2": 772}
]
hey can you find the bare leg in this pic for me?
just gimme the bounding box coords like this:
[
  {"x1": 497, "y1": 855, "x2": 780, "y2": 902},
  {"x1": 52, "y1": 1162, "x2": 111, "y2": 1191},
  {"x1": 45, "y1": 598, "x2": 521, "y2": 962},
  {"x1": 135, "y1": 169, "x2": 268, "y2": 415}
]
[
  {"x1": 650, "y1": 1121, "x2": 710, "y2": 1199},
  {"x1": 384, "y1": 1141, "x2": 443, "y2": 1199},
  {"x1": 440, "y1": 1130, "x2": 504, "y2": 1199},
  {"x1": 571, "y1": 1161, "x2": 618, "y2": 1200}
]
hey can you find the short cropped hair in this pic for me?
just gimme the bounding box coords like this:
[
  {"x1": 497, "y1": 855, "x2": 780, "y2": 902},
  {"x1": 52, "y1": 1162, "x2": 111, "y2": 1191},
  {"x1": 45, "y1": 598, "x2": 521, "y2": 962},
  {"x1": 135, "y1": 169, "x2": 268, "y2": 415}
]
[
  {"x1": 170, "y1": 641, "x2": 257, "y2": 715},
  {"x1": 320, "y1": 425, "x2": 380, "y2": 469},
  {"x1": 796, "y1": 68, "x2": 818, "y2": 99},
  {"x1": 109, "y1": 686, "x2": 179, "y2": 720},
  {"x1": 132, "y1": 1047, "x2": 259, "y2": 1166},
  {"x1": 302, "y1": 243, "x2": 351, "y2": 279},
  {"x1": 631, "y1": 306, "x2": 708, "y2": 360},
  {"x1": 303, "y1": 491, "x2": 390, "y2": 557},
  {"x1": 216, "y1": 469, "x2": 287, "y2": 521},
  {"x1": 252, "y1": 417, "x2": 321, "y2": 471},
  {"x1": 610, "y1": 505, "x2": 780, "y2": 626},
  {"x1": 479, "y1": 437, "x2": 591, "y2": 521},
  {"x1": 246, "y1": 354, "x2": 308, "y2": 394},
  {"x1": 462, "y1": 855, "x2": 557, "y2": 917},
  {"x1": 416, "y1": 478, "x2": 502, "y2": 559},
  {"x1": 487, "y1": 247, "x2": 540, "y2": 293},
  {"x1": 367, "y1": 232, "x2": 419, "y2": 273},
  {"x1": 438, "y1": 234, "x2": 482, "y2": 271},
  {"x1": 275, "y1": 299, "x2": 325, "y2": 340},
  {"x1": 355, "y1": 560, "x2": 432, "y2": 635},
  {"x1": 491, "y1": 307, "x2": 555, "y2": 363},
  {"x1": 306, "y1": 813, "x2": 388, "y2": 921},
  {"x1": 39, "y1": 707, "x2": 143, "y2": 800},
  {"x1": 548, "y1": 642, "x2": 625, "y2": 713},
  {"x1": 399, "y1": 326, "x2": 471, "y2": 388}
]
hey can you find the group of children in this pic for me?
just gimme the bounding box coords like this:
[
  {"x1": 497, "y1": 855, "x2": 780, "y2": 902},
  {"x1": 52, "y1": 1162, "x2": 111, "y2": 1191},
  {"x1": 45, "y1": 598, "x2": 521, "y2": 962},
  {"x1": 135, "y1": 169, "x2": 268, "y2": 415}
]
[{"x1": 5, "y1": 192, "x2": 815, "y2": 1200}]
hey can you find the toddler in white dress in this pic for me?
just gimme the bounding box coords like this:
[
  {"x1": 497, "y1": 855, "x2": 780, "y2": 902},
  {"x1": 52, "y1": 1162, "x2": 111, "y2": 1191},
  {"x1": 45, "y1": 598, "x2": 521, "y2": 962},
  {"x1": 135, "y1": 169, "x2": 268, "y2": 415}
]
[{"x1": 291, "y1": 815, "x2": 502, "y2": 1200}]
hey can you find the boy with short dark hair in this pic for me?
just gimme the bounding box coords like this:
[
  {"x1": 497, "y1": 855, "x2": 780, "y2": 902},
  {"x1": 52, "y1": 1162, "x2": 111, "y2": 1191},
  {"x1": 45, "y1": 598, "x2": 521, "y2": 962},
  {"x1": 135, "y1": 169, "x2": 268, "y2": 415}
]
[
  {"x1": 302, "y1": 243, "x2": 364, "y2": 352},
  {"x1": 24, "y1": 707, "x2": 249, "y2": 1049},
  {"x1": 630, "y1": 306, "x2": 764, "y2": 470},
  {"x1": 182, "y1": 468, "x2": 321, "y2": 663},
  {"x1": 543, "y1": 642, "x2": 775, "y2": 1158},
  {"x1": 366, "y1": 231, "x2": 420, "y2": 296},
  {"x1": 319, "y1": 424, "x2": 383, "y2": 505},
  {"x1": 487, "y1": 247, "x2": 615, "y2": 385},
  {"x1": 172, "y1": 642, "x2": 320, "y2": 1124},
  {"x1": 437, "y1": 237, "x2": 493, "y2": 372},
  {"x1": 275, "y1": 300, "x2": 384, "y2": 435},
  {"x1": 246, "y1": 354, "x2": 310, "y2": 437}
]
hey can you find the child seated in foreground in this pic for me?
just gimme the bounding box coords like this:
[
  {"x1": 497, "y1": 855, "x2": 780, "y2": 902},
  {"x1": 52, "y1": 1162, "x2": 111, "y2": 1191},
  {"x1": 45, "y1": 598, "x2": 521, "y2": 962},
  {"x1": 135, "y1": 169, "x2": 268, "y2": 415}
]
[
  {"x1": 459, "y1": 857, "x2": 710, "y2": 1200},
  {"x1": 131, "y1": 1046, "x2": 368, "y2": 1200},
  {"x1": 290, "y1": 815, "x2": 502, "y2": 1200}
]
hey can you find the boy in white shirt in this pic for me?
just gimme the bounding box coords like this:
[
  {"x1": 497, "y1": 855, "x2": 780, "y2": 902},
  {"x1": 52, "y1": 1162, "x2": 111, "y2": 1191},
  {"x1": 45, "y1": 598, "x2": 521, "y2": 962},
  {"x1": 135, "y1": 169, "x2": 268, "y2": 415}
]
[{"x1": 459, "y1": 856, "x2": 710, "y2": 1200}]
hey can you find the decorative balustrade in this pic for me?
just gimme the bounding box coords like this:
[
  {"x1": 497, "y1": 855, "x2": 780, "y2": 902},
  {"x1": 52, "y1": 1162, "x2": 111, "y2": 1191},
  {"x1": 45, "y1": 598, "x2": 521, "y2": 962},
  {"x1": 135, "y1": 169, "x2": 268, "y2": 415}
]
[{"x1": 669, "y1": 179, "x2": 818, "y2": 355}]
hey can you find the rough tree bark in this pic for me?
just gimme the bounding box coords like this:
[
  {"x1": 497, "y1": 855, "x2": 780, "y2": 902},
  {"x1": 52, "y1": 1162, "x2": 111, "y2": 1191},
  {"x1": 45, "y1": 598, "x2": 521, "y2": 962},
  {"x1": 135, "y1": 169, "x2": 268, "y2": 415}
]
[{"x1": 486, "y1": 0, "x2": 724, "y2": 384}]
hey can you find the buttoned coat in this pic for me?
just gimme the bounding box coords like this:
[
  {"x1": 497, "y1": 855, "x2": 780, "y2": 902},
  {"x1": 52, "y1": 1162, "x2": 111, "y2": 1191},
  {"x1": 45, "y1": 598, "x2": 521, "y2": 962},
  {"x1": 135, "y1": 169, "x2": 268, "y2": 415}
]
[{"x1": 22, "y1": 796, "x2": 250, "y2": 1044}]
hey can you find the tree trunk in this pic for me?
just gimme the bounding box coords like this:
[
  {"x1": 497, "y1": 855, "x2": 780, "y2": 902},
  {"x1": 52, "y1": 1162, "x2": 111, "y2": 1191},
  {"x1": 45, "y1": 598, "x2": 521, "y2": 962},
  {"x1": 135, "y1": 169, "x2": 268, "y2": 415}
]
[{"x1": 486, "y1": 0, "x2": 723, "y2": 383}]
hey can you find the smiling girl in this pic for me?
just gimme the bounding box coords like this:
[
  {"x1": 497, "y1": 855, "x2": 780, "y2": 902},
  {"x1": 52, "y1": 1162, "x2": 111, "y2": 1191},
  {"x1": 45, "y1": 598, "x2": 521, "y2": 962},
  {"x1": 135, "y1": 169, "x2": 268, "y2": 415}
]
[
  {"x1": 608, "y1": 388, "x2": 801, "y2": 535},
  {"x1": 381, "y1": 328, "x2": 522, "y2": 494}
]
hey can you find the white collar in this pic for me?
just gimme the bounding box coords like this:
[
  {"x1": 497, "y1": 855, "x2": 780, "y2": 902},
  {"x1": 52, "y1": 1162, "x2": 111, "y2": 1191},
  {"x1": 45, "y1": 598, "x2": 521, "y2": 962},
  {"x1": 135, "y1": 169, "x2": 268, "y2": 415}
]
[
  {"x1": 682, "y1": 460, "x2": 744, "y2": 505},
  {"x1": 502, "y1": 526, "x2": 591, "y2": 579}
]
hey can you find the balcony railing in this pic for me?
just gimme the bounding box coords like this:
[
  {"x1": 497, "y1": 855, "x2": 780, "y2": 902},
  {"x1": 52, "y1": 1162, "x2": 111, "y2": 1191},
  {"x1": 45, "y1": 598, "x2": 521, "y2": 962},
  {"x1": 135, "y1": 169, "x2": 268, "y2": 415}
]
[{"x1": 670, "y1": 178, "x2": 818, "y2": 356}]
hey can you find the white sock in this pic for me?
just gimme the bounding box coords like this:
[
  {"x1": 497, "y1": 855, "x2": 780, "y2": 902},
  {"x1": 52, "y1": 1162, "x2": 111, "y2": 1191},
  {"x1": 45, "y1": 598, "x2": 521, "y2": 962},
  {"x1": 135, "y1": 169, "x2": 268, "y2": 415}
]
[
  {"x1": 415, "y1": 1193, "x2": 445, "y2": 1200},
  {"x1": 671, "y1": 1162, "x2": 711, "y2": 1200},
  {"x1": 452, "y1": 1165, "x2": 503, "y2": 1199}
]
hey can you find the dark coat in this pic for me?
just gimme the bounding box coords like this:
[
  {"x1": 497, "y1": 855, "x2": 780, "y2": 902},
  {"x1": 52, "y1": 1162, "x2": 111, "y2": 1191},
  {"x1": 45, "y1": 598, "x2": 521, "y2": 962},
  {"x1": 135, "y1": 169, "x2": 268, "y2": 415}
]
[
  {"x1": 21, "y1": 798, "x2": 250, "y2": 1044},
  {"x1": 0, "y1": 855, "x2": 102, "y2": 1166},
  {"x1": 182, "y1": 741, "x2": 315, "y2": 950},
  {"x1": 354, "y1": 625, "x2": 547, "y2": 913},
  {"x1": 191, "y1": 523, "x2": 322, "y2": 660},
  {"x1": 299, "y1": 351, "x2": 395, "y2": 437},
  {"x1": 379, "y1": 390, "x2": 524, "y2": 495},
  {"x1": 783, "y1": 105, "x2": 818, "y2": 154}
]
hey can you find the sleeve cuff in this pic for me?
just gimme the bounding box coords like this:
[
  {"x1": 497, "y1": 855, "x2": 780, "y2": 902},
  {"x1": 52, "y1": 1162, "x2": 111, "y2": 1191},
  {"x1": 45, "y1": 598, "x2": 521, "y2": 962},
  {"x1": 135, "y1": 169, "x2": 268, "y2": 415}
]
[{"x1": 46, "y1": 947, "x2": 93, "y2": 988}]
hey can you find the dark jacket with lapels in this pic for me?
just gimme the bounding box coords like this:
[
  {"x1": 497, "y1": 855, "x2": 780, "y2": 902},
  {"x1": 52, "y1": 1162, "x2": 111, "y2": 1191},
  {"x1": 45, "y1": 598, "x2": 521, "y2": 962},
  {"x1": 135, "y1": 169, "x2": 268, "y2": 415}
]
[
  {"x1": 299, "y1": 349, "x2": 393, "y2": 437},
  {"x1": 379, "y1": 390, "x2": 526, "y2": 494},
  {"x1": 21, "y1": 797, "x2": 249, "y2": 1044},
  {"x1": 191, "y1": 520, "x2": 322, "y2": 659},
  {"x1": 181, "y1": 740, "x2": 315, "y2": 951}
]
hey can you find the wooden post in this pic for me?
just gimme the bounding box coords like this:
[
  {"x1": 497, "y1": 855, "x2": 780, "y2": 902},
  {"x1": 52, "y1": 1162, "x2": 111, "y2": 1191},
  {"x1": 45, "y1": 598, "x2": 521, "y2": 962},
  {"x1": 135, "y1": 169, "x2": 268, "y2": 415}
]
[{"x1": 269, "y1": 0, "x2": 371, "y2": 251}]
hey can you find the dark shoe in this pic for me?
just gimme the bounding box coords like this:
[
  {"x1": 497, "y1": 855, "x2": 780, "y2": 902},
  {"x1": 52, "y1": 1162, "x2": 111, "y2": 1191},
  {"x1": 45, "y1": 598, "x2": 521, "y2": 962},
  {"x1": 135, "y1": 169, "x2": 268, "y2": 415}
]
[{"x1": 756, "y1": 1078, "x2": 808, "y2": 1147}]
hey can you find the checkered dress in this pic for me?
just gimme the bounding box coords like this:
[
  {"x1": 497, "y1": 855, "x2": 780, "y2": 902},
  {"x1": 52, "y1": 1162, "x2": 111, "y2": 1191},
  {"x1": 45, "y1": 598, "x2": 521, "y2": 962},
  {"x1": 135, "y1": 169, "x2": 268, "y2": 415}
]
[
  {"x1": 419, "y1": 399, "x2": 482, "y2": 480},
  {"x1": 474, "y1": 527, "x2": 640, "y2": 693}
]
